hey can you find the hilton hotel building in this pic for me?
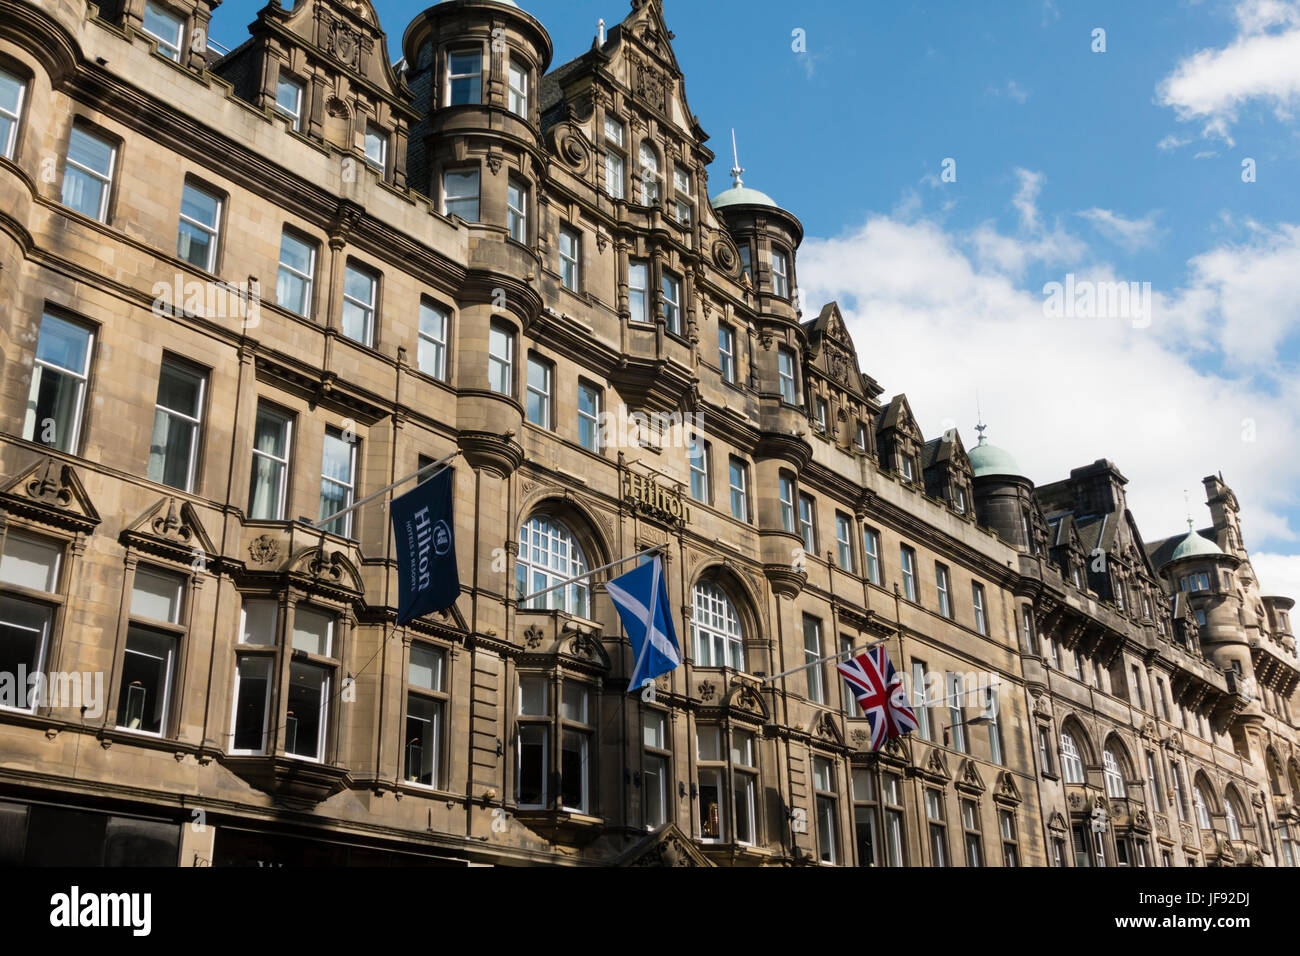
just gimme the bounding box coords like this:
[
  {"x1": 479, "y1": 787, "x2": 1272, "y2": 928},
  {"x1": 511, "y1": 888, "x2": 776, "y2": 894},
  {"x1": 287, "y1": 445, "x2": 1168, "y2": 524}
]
[{"x1": 0, "y1": 0, "x2": 1297, "y2": 866}]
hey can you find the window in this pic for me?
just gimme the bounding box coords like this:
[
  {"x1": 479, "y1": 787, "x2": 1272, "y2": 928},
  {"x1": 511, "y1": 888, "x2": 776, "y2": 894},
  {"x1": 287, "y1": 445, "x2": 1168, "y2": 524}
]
[
  {"x1": 912, "y1": 660, "x2": 932, "y2": 741},
  {"x1": 972, "y1": 582, "x2": 988, "y2": 635},
  {"x1": 882, "y1": 773, "x2": 906, "y2": 866},
  {"x1": 1060, "y1": 730, "x2": 1084, "y2": 783},
  {"x1": 772, "y1": 249, "x2": 790, "y2": 298},
  {"x1": 1171, "y1": 761, "x2": 1188, "y2": 821},
  {"x1": 1180, "y1": 572, "x2": 1211, "y2": 593},
  {"x1": 507, "y1": 177, "x2": 528, "y2": 243},
  {"x1": 274, "y1": 73, "x2": 304, "y2": 131},
  {"x1": 118, "y1": 567, "x2": 186, "y2": 736},
  {"x1": 778, "y1": 475, "x2": 796, "y2": 533},
  {"x1": 855, "y1": 421, "x2": 868, "y2": 452},
  {"x1": 798, "y1": 493, "x2": 817, "y2": 554},
  {"x1": 947, "y1": 672, "x2": 967, "y2": 753},
  {"x1": 230, "y1": 600, "x2": 276, "y2": 754},
  {"x1": 803, "y1": 616, "x2": 824, "y2": 704},
  {"x1": 517, "y1": 516, "x2": 589, "y2": 617},
  {"x1": 559, "y1": 226, "x2": 580, "y2": 291},
  {"x1": 987, "y1": 695, "x2": 1004, "y2": 765},
  {"x1": 1129, "y1": 664, "x2": 1146, "y2": 709},
  {"x1": 899, "y1": 454, "x2": 915, "y2": 484},
  {"x1": 147, "y1": 358, "x2": 205, "y2": 492},
  {"x1": 1193, "y1": 784, "x2": 1212, "y2": 831},
  {"x1": 899, "y1": 545, "x2": 917, "y2": 602},
  {"x1": 728, "y1": 457, "x2": 749, "y2": 522},
  {"x1": 935, "y1": 564, "x2": 952, "y2": 619},
  {"x1": 561, "y1": 683, "x2": 594, "y2": 812},
  {"x1": 23, "y1": 311, "x2": 93, "y2": 454},
  {"x1": 863, "y1": 528, "x2": 881, "y2": 585},
  {"x1": 525, "y1": 354, "x2": 553, "y2": 429},
  {"x1": 998, "y1": 809, "x2": 1019, "y2": 867},
  {"x1": 777, "y1": 347, "x2": 798, "y2": 404},
  {"x1": 688, "y1": 435, "x2": 710, "y2": 504},
  {"x1": 516, "y1": 677, "x2": 549, "y2": 808},
  {"x1": 0, "y1": 69, "x2": 26, "y2": 160},
  {"x1": 62, "y1": 125, "x2": 115, "y2": 221},
  {"x1": 925, "y1": 788, "x2": 948, "y2": 866},
  {"x1": 1194, "y1": 609, "x2": 1207, "y2": 628},
  {"x1": 248, "y1": 404, "x2": 292, "y2": 521},
  {"x1": 852, "y1": 770, "x2": 879, "y2": 867},
  {"x1": 318, "y1": 427, "x2": 357, "y2": 537},
  {"x1": 1021, "y1": 606, "x2": 1035, "y2": 653},
  {"x1": 835, "y1": 513, "x2": 854, "y2": 571},
  {"x1": 142, "y1": 2, "x2": 183, "y2": 61},
  {"x1": 405, "y1": 644, "x2": 447, "y2": 787},
  {"x1": 1103, "y1": 746, "x2": 1126, "y2": 798},
  {"x1": 661, "y1": 271, "x2": 682, "y2": 335},
  {"x1": 442, "y1": 168, "x2": 480, "y2": 221},
  {"x1": 276, "y1": 230, "x2": 315, "y2": 316},
  {"x1": 672, "y1": 164, "x2": 693, "y2": 224},
  {"x1": 1146, "y1": 751, "x2": 1163, "y2": 810},
  {"x1": 1037, "y1": 725, "x2": 1054, "y2": 774},
  {"x1": 840, "y1": 634, "x2": 861, "y2": 717},
  {"x1": 176, "y1": 181, "x2": 221, "y2": 271},
  {"x1": 1225, "y1": 795, "x2": 1242, "y2": 841},
  {"x1": 814, "y1": 756, "x2": 838, "y2": 864},
  {"x1": 737, "y1": 243, "x2": 752, "y2": 283},
  {"x1": 488, "y1": 321, "x2": 514, "y2": 396},
  {"x1": 363, "y1": 122, "x2": 386, "y2": 171},
  {"x1": 604, "y1": 117, "x2": 625, "y2": 198},
  {"x1": 447, "y1": 49, "x2": 482, "y2": 105},
  {"x1": 341, "y1": 262, "x2": 377, "y2": 347},
  {"x1": 638, "y1": 142, "x2": 660, "y2": 204},
  {"x1": 578, "y1": 381, "x2": 602, "y2": 452},
  {"x1": 718, "y1": 324, "x2": 736, "y2": 383},
  {"x1": 954, "y1": 486, "x2": 968, "y2": 515},
  {"x1": 697, "y1": 726, "x2": 726, "y2": 841},
  {"x1": 417, "y1": 300, "x2": 448, "y2": 380},
  {"x1": 1045, "y1": 633, "x2": 1060, "y2": 670},
  {"x1": 643, "y1": 711, "x2": 670, "y2": 828},
  {"x1": 507, "y1": 58, "x2": 528, "y2": 117},
  {"x1": 961, "y1": 799, "x2": 983, "y2": 867},
  {"x1": 692, "y1": 582, "x2": 743, "y2": 670},
  {"x1": 628, "y1": 260, "x2": 649, "y2": 324},
  {"x1": 733, "y1": 729, "x2": 759, "y2": 845},
  {"x1": 1113, "y1": 576, "x2": 1126, "y2": 610},
  {"x1": 815, "y1": 398, "x2": 828, "y2": 432},
  {"x1": 0, "y1": 534, "x2": 61, "y2": 713}
]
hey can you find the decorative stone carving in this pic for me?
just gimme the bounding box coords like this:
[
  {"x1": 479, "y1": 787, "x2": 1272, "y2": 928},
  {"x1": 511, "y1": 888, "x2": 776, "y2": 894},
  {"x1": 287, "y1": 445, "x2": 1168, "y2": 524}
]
[
  {"x1": 248, "y1": 534, "x2": 281, "y2": 566},
  {"x1": 711, "y1": 236, "x2": 738, "y2": 275},
  {"x1": 697, "y1": 680, "x2": 716, "y2": 702},
  {"x1": 524, "y1": 624, "x2": 545, "y2": 649},
  {"x1": 556, "y1": 127, "x2": 591, "y2": 174},
  {"x1": 487, "y1": 151, "x2": 504, "y2": 176},
  {"x1": 851, "y1": 728, "x2": 869, "y2": 749}
]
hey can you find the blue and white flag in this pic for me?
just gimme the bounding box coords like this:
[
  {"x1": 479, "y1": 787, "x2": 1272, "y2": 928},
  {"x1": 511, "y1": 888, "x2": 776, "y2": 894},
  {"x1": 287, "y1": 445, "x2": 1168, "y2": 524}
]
[
  {"x1": 391, "y1": 468, "x2": 459, "y2": 625},
  {"x1": 606, "y1": 556, "x2": 681, "y2": 693}
]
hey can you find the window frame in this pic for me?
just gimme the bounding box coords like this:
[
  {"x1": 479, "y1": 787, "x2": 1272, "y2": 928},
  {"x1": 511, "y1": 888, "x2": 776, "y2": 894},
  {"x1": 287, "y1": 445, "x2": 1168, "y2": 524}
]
[
  {"x1": 488, "y1": 320, "x2": 515, "y2": 397},
  {"x1": 24, "y1": 310, "x2": 95, "y2": 455},
  {"x1": 274, "y1": 72, "x2": 305, "y2": 131},
  {"x1": 899, "y1": 544, "x2": 917, "y2": 602},
  {"x1": 525, "y1": 352, "x2": 555, "y2": 430},
  {"x1": 835, "y1": 512, "x2": 854, "y2": 572},
  {"x1": 798, "y1": 492, "x2": 817, "y2": 555},
  {"x1": 506, "y1": 176, "x2": 528, "y2": 244},
  {"x1": 175, "y1": 179, "x2": 223, "y2": 273},
  {"x1": 777, "y1": 347, "x2": 798, "y2": 405},
  {"x1": 691, "y1": 581, "x2": 744, "y2": 671},
  {"x1": 507, "y1": 56, "x2": 529, "y2": 117},
  {"x1": 147, "y1": 355, "x2": 207, "y2": 493},
  {"x1": 727, "y1": 456, "x2": 750, "y2": 523},
  {"x1": 275, "y1": 228, "x2": 317, "y2": 317},
  {"x1": 62, "y1": 123, "x2": 117, "y2": 222},
  {"x1": 971, "y1": 581, "x2": 988, "y2": 635},
  {"x1": 577, "y1": 380, "x2": 602, "y2": 453},
  {"x1": 340, "y1": 260, "x2": 378, "y2": 348},
  {"x1": 417, "y1": 299, "x2": 449, "y2": 381},
  {"x1": 718, "y1": 323, "x2": 737, "y2": 383},
  {"x1": 661, "y1": 270, "x2": 683, "y2": 335},
  {"x1": 441, "y1": 167, "x2": 481, "y2": 222},
  {"x1": 446, "y1": 47, "x2": 484, "y2": 106},
  {"x1": 688, "y1": 435, "x2": 711, "y2": 505},
  {"x1": 559, "y1": 225, "x2": 581, "y2": 292},
  {"x1": 771, "y1": 248, "x2": 790, "y2": 298},
  {"x1": 0, "y1": 67, "x2": 27, "y2": 160},
  {"x1": 318, "y1": 426, "x2": 358, "y2": 538},
  {"x1": 935, "y1": 563, "x2": 952, "y2": 619},
  {"x1": 404, "y1": 642, "x2": 449, "y2": 789},
  {"x1": 863, "y1": 527, "x2": 882, "y2": 585},
  {"x1": 142, "y1": 1, "x2": 185, "y2": 62},
  {"x1": 248, "y1": 402, "x2": 293, "y2": 521}
]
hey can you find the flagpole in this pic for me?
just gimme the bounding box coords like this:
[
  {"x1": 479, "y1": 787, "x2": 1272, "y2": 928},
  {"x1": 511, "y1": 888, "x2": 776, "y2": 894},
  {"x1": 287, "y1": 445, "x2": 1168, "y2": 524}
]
[
  {"x1": 760, "y1": 637, "x2": 888, "y2": 683},
  {"x1": 308, "y1": 450, "x2": 460, "y2": 531},
  {"x1": 517, "y1": 544, "x2": 667, "y2": 604}
]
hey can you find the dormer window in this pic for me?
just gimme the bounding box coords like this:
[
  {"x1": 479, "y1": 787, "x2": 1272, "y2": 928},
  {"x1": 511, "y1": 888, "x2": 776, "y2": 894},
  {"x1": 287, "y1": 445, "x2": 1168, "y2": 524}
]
[
  {"x1": 855, "y1": 421, "x2": 868, "y2": 452},
  {"x1": 143, "y1": 2, "x2": 184, "y2": 62},
  {"x1": 898, "y1": 454, "x2": 914, "y2": 484},
  {"x1": 364, "y1": 123, "x2": 387, "y2": 171},
  {"x1": 447, "y1": 49, "x2": 482, "y2": 105},
  {"x1": 507, "y1": 57, "x2": 529, "y2": 117},
  {"x1": 953, "y1": 486, "x2": 967, "y2": 514},
  {"x1": 772, "y1": 249, "x2": 790, "y2": 298},
  {"x1": 274, "y1": 73, "x2": 304, "y2": 131}
]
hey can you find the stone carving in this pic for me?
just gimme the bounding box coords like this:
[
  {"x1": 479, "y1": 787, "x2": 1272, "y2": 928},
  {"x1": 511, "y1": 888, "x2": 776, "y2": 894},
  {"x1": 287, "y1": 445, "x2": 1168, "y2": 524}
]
[
  {"x1": 248, "y1": 534, "x2": 280, "y2": 566},
  {"x1": 632, "y1": 56, "x2": 668, "y2": 112},
  {"x1": 557, "y1": 128, "x2": 591, "y2": 174},
  {"x1": 524, "y1": 624, "x2": 545, "y2": 650},
  {"x1": 24, "y1": 457, "x2": 74, "y2": 508},
  {"x1": 697, "y1": 680, "x2": 716, "y2": 702},
  {"x1": 851, "y1": 728, "x2": 869, "y2": 749},
  {"x1": 711, "y1": 236, "x2": 738, "y2": 275}
]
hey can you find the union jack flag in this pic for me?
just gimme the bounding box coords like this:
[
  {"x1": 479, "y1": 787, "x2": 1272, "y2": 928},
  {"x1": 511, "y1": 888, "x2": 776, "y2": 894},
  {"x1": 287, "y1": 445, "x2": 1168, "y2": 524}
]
[{"x1": 837, "y1": 647, "x2": 918, "y2": 751}]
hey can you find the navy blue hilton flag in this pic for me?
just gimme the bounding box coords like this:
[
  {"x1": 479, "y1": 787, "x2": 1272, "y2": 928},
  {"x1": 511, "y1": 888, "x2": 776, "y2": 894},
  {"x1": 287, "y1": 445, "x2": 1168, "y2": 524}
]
[{"x1": 391, "y1": 468, "x2": 459, "y2": 625}]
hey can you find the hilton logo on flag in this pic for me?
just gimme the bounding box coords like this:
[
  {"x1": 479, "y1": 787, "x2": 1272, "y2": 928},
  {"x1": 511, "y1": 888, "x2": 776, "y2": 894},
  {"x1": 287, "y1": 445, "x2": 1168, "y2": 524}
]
[{"x1": 391, "y1": 468, "x2": 460, "y2": 625}]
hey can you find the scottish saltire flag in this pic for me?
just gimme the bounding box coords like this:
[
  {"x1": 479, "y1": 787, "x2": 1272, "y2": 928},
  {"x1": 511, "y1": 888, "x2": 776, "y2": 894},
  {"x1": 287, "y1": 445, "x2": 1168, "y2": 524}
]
[
  {"x1": 606, "y1": 557, "x2": 681, "y2": 693},
  {"x1": 837, "y1": 647, "x2": 918, "y2": 751},
  {"x1": 391, "y1": 468, "x2": 459, "y2": 625}
]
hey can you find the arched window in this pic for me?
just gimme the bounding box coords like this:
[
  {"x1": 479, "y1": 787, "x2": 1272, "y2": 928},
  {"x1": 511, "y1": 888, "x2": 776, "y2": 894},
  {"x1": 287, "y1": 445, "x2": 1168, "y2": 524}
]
[
  {"x1": 517, "y1": 515, "x2": 589, "y2": 617},
  {"x1": 639, "y1": 142, "x2": 660, "y2": 204},
  {"x1": 1103, "y1": 745, "x2": 1126, "y2": 798},
  {"x1": 692, "y1": 581, "x2": 743, "y2": 670},
  {"x1": 1225, "y1": 791, "x2": 1243, "y2": 841},
  {"x1": 1060, "y1": 729, "x2": 1085, "y2": 784},
  {"x1": 1193, "y1": 782, "x2": 1213, "y2": 831}
]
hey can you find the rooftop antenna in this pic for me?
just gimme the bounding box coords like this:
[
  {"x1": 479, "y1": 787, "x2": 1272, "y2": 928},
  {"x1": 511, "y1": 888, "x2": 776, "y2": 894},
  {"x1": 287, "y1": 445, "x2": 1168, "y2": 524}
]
[
  {"x1": 730, "y1": 129, "x2": 745, "y2": 189},
  {"x1": 597, "y1": 18, "x2": 606, "y2": 45}
]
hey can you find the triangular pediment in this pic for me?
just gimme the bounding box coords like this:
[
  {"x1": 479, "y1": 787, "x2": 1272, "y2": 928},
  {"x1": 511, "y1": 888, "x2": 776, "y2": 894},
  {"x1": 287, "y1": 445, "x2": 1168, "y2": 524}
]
[
  {"x1": 618, "y1": 821, "x2": 714, "y2": 867},
  {"x1": 121, "y1": 497, "x2": 216, "y2": 564},
  {"x1": 994, "y1": 771, "x2": 1022, "y2": 805},
  {"x1": 956, "y1": 758, "x2": 986, "y2": 794},
  {"x1": 922, "y1": 746, "x2": 951, "y2": 781},
  {"x1": 0, "y1": 457, "x2": 100, "y2": 534}
]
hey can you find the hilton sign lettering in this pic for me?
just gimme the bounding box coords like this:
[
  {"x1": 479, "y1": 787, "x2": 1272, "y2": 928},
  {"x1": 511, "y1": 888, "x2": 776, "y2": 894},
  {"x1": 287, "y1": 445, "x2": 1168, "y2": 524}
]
[{"x1": 624, "y1": 473, "x2": 693, "y2": 525}]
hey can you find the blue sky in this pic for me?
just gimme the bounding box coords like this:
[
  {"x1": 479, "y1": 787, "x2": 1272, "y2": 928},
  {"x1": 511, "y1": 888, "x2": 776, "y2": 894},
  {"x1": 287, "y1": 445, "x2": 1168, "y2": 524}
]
[{"x1": 209, "y1": 1, "x2": 1300, "y2": 597}]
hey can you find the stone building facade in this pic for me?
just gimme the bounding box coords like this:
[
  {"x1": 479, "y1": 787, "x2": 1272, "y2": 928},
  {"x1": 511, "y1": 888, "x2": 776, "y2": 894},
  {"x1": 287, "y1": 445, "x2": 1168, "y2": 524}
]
[{"x1": 0, "y1": 0, "x2": 1295, "y2": 866}]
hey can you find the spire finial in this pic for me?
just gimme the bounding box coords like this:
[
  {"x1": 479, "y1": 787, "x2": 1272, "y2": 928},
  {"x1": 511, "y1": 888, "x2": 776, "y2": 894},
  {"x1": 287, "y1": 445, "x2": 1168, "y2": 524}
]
[
  {"x1": 730, "y1": 129, "x2": 745, "y2": 189},
  {"x1": 974, "y1": 392, "x2": 987, "y2": 446},
  {"x1": 1184, "y1": 489, "x2": 1194, "y2": 532}
]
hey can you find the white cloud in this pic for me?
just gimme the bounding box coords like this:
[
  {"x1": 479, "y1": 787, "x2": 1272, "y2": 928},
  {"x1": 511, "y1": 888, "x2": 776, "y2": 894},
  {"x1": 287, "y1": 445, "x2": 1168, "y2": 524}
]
[
  {"x1": 796, "y1": 187, "x2": 1300, "y2": 555},
  {"x1": 1251, "y1": 552, "x2": 1300, "y2": 601},
  {"x1": 1157, "y1": 134, "x2": 1192, "y2": 150},
  {"x1": 1157, "y1": 0, "x2": 1300, "y2": 143},
  {"x1": 1078, "y1": 208, "x2": 1161, "y2": 251}
]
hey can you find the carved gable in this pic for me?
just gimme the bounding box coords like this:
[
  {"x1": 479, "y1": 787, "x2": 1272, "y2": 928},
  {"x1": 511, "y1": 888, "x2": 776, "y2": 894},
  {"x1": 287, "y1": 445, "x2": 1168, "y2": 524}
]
[{"x1": 0, "y1": 457, "x2": 100, "y2": 534}]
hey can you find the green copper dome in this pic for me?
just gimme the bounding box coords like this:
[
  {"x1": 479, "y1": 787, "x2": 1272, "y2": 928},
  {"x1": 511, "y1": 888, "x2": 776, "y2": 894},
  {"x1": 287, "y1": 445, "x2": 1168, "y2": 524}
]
[
  {"x1": 711, "y1": 186, "x2": 779, "y2": 209},
  {"x1": 969, "y1": 436, "x2": 1021, "y2": 478},
  {"x1": 1169, "y1": 530, "x2": 1224, "y2": 563}
]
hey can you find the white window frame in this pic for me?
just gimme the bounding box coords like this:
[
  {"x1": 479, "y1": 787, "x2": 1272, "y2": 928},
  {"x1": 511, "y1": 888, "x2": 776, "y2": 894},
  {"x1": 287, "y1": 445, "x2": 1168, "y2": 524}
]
[
  {"x1": 604, "y1": 117, "x2": 625, "y2": 198},
  {"x1": 1060, "y1": 730, "x2": 1085, "y2": 784},
  {"x1": 628, "y1": 260, "x2": 649, "y2": 324},
  {"x1": 229, "y1": 652, "x2": 273, "y2": 756},
  {"x1": 148, "y1": 358, "x2": 206, "y2": 492},
  {"x1": 863, "y1": 527, "x2": 881, "y2": 585},
  {"x1": 276, "y1": 229, "x2": 316, "y2": 317},
  {"x1": 318, "y1": 427, "x2": 357, "y2": 537},
  {"x1": 692, "y1": 582, "x2": 743, "y2": 670},
  {"x1": 900, "y1": 545, "x2": 917, "y2": 602},
  {"x1": 418, "y1": 299, "x2": 448, "y2": 380},
  {"x1": 363, "y1": 122, "x2": 387, "y2": 171},
  {"x1": 176, "y1": 180, "x2": 222, "y2": 272},
  {"x1": 803, "y1": 616, "x2": 824, "y2": 704},
  {"x1": 24, "y1": 311, "x2": 94, "y2": 454},
  {"x1": 525, "y1": 353, "x2": 553, "y2": 429},
  {"x1": 798, "y1": 492, "x2": 817, "y2": 554},
  {"x1": 835, "y1": 513, "x2": 854, "y2": 571},
  {"x1": 936, "y1": 563, "x2": 952, "y2": 619},
  {"x1": 62, "y1": 125, "x2": 116, "y2": 222},
  {"x1": 772, "y1": 249, "x2": 790, "y2": 298},
  {"x1": 507, "y1": 177, "x2": 528, "y2": 243},
  {"x1": 0, "y1": 68, "x2": 27, "y2": 161},
  {"x1": 728, "y1": 456, "x2": 749, "y2": 523},
  {"x1": 777, "y1": 347, "x2": 797, "y2": 404},
  {"x1": 972, "y1": 582, "x2": 988, "y2": 635},
  {"x1": 442, "y1": 168, "x2": 481, "y2": 222},
  {"x1": 672, "y1": 163, "x2": 693, "y2": 224},
  {"x1": 507, "y1": 57, "x2": 529, "y2": 117},
  {"x1": 559, "y1": 226, "x2": 580, "y2": 291},
  {"x1": 341, "y1": 261, "x2": 377, "y2": 347},
  {"x1": 249, "y1": 403, "x2": 292, "y2": 521},
  {"x1": 142, "y1": 1, "x2": 184, "y2": 62},
  {"x1": 517, "y1": 516, "x2": 590, "y2": 617},
  {"x1": 274, "y1": 73, "x2": 304, "y2": 131},
  {"x1": 488, "y1": 321, "x2": 514, "y2": 396},
  {"x1": 446, "y1": 48, "x2": 483, "y2": 106},
  {"x1": 1103, "y1": 747, "x2": 1126, "y2": 799},
  {"x1": 718, "y1": 323, "x2": 736, "y2": 383},
  {"x1": 638, "y1": 141, "x2": 660, "y2": 205},
  {"x1": 689, "y1": 436, "x2": 710, "y2": 504},
  {"x1": 661, "y1": 271, "x2": 682, "y2": 335},
  {"x1": 577, "y1": 381, "x2": 601, "y2": 452}
]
